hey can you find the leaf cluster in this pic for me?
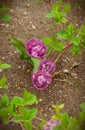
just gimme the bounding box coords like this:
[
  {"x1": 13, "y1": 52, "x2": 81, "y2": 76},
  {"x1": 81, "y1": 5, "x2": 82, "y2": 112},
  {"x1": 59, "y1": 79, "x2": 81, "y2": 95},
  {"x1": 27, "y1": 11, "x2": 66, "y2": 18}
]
[
  {"x1": 46, "y1": 0, "x2": 70, "y2": 24},
  {"x1": 0, "y1": 4, "x2": 11, "y2": 23}
]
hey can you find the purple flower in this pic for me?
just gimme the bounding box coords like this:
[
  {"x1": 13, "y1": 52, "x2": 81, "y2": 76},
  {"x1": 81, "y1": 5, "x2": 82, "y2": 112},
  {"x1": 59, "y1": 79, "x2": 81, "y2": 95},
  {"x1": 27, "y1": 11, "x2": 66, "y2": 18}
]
[
  {"x1": 25, "y1": 39, "x2": 47, "y2": 58},
  {"x1": 38, "y1": 59, "x2": 56, "y2": 74},
  {"x1": 42, "y1": 119, "x2": 61, "y2": 130},
  {"x1": 32, "y1": 72, "x2": 52, "y2": 90}
]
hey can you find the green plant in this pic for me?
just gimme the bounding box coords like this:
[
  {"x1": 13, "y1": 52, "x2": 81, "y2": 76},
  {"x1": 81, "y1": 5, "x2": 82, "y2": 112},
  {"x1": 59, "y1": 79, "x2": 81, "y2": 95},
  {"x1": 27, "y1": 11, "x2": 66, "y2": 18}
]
[
  {"x1": 46, "y1": 0, "x2": 70, "y2": 24},
  {"x1": 0, "y1": 4, "x2": 11, "y2": 22},
  {"x1": 0, "y1": 89, "x2": 38, "y2": 130},
  {"x1": 39, "y1": 103, "x2": 85, "y2": 130}
]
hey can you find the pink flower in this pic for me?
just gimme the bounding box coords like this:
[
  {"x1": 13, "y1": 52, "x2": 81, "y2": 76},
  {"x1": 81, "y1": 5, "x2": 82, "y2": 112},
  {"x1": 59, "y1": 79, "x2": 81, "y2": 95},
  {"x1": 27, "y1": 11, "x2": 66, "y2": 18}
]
[
  {"x1": 38, "y1": 59, "x2": 56, "y2": 74},
  {"x1": 25, "y1": 39, "x2": 47, "y2": 58},
  {"x1": 42, "y1": 119, "x2": 61, "y2": 130},
  {"x1": 32, "y1": 72, "x2": 52, "y2": 90}
]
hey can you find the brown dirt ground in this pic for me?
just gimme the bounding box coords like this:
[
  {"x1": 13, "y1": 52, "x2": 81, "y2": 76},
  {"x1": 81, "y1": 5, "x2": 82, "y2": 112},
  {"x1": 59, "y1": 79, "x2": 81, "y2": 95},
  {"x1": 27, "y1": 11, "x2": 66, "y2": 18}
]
[{"x1": 0, "y1": 0, "x2": 85, "y2": 130}]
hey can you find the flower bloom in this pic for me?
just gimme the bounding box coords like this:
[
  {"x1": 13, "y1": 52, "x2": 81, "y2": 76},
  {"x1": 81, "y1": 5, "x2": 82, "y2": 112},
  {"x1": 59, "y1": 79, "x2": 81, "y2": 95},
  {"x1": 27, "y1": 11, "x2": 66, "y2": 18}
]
[
  {"x1": 25, "y1": 39, "x2": 47, "y2": 58},
  {"x1": 38, "y1": 59, "x2": 56, "y2": 74},
  {"x1": 32, "y1": 72, "x2": 52, "y2": 90},
  {"x1": 42, "y1": 119, "x2": 61, "y2": 130}
]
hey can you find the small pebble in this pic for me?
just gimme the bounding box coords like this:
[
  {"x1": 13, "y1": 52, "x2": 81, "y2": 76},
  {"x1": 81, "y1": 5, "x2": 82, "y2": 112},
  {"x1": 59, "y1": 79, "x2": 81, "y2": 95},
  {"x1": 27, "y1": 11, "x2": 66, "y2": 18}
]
[
  {"x1": 1, "y1": 23, "x2": 5, "y2": 26},
  {"x1": 6, "y1": 24, "x2": 9, "y2": 28},
  {"x1": 44, "y1": 114, "x2": 47, "y2": 117},
  {"x1": 32, "y1": 24, "x2": 36, "y2": 29},
  {"x1": 10, "y1": 9, "x2": 14, "y2": 12},
  {"x1": 26, "y1": 4, "x2": 30, "y2": 7},
  {"x1": 23, "y1": 12, "x2": 27, "y2": 15},
  {"x1": 39, "y1": 98, "x2": 43, "y2": 102},
  {"x1": 63, "y1": 69, "x2": 69, "y2": 73},
  {"x1": 71, "y1": 72, "x2": 78, "y2": 79}
]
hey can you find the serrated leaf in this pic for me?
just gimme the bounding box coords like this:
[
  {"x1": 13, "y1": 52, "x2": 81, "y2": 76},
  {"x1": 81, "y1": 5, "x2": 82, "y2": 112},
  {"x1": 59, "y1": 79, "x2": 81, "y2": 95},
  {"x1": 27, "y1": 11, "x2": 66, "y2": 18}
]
[
  {"x1": 18, "y1": 108, "x2": 37, "y2": 121},
  {"x1": 70, "y1": 46, "x2": 82, "y2": 55},
  {"x1": 0, "y1": 94, "x2": 9, "y2": 107},
  {"x1": 71, "y1": 36, "x2": 80, "y2": 46},
  {"x1": 10, "y1": 96, "x2": 23, "y2": 106},
  {"x1": 67, "y1": 24, "x2": 74, "y2": 35},
  {"x1": 24, "y1": 121, "x2": 32, "y2": 130},
  {"x1": 0, "y1": 63, "x2": 11, "y2": 69},
  {"x1": 53, "y1": 42, "x2": 64, "y2": 51},
  {"x1": 41, "y1": 37, "x2": 52, "y2": 45},
  {"x1": 23, "y1": 89, "x2": 37, "y2": 105},
  {"x1": 0, "y1": 14, "x2": 11, "y2": 22},
  {"x1": 60, "y1": 17, "x2": 67, "y2": 23},
  {"x1": 57, "y1": 30, "x2": 69, "y2": 40},
  {"x1": 64, "y1": 3, "x2": 71, "y2": 12}
]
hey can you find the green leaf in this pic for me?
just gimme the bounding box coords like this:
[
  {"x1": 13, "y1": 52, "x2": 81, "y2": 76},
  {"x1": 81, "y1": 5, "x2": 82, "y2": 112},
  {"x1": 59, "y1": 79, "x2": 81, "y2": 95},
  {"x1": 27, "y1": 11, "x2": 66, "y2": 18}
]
[
  {"x1": 41, "y1": 37, "x2": 52, "y2": 45},
  {"x1": 24, "y1": 122, "x2": 32, "y2": 130},
  {"x1": 0, "y1": 94, "x2": 9, "y2": 107},
  {"x1": 67, "y1": 24, "x2": 74, "y2": 35},
  {"x1": 38, "y1": 120, "x2": 47, "y2": 129},
  {"x1": 64, "y1": 3, "x2": 71, "y2": 12},
  {"x1": 11, "y1": 38, "x2": 33, "y2": 64},
  {"x1": 57, "y1": 30, "x2": 69, "y2": 40},
  {"x1": 60, "y1": 17, "x2": 67, "y2": 23},
  {"x1": 70, "y1": 46, "x2": 82, "y2": 55},
  {"x1": 52, "y1": 104, "x2": 64, "y2": 115},
  {"x1": 11, "y1": 38, "x2": 32, "y2": 63},
  {"x1": 55, "y1": 0, "x2": 62, "y2": 11},
  {"x1": 0, "y1": 14, "x2": 11, "y2": 23},
  {"x1": 0, "y1": 76, "x2": 6, "y2": 86},
  {"x1": 0, "y1": 63, "x2": 11, "y2": 69},
  {"x1": 2, "y1": 115, "x2": 9, "y2": 123},
  {"x1": 80, "y1": 24, "x2": 85, "y2": 35},
  {"x1": 53, "y1": 42, "x2": 64, "y2": 51},
  {"x1": 53, "y1": 125, "x2": 62, "y2": 130},
  {"x1": 67, "y1": 118, "x2": 81, "y2": 130},
  {"x1": 79, "y1": 111, "x2": 85, "y2": 122},
  {"x1": 80, "y1": 103, "x2": 85, "y2": 111},
  {"x1": 75, "y1": 2, "x2": 81, "y2": 7},
  {"x1": 23, "y1": 89, "x2": 37, "y2": 105},
  {"x1": 17, "y1": 108, "x2": 37, "y2": 121},
  {"x1": 10, "y1": 96, "x2": 23, "y2": 106},
  {"x1": 61, "y1": 113, "x2": 69, "y2": 127},
  {"x1": 45, "y1": 13, "x2": 53, "y2": 18},
  {"x1": 0, "y1": 5, "x2": 10, "y2": 12},
  {"x1": 71, "y1": 36, "x2": 80, "y2": 46},
  {"x1": 0, "y1": 76, "x2": 9, "y2": 89}
]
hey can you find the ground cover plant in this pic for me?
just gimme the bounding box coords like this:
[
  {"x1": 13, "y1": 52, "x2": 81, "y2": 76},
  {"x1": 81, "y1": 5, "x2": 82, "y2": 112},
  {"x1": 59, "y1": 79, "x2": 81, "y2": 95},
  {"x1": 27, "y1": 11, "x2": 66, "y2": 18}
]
[
  {"x1": 11, "y1": 0, "x2": 85, "y2": 90},
  {"x1": 0, "y1": 0, "x2": 85, "y2": 130}
]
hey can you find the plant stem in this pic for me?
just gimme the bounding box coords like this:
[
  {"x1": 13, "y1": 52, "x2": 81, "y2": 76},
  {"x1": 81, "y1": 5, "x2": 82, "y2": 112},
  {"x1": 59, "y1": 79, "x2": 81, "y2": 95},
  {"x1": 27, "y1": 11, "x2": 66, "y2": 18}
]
[
  {"x1": 35, "y1": 116, "x2": 45, "y2": 121},
  {"x1": 54, "y1": 43, "x2": 72, "y2": 63},
  {"x1": 52, "y1": 56, "x2": 74, "y2": 77}
]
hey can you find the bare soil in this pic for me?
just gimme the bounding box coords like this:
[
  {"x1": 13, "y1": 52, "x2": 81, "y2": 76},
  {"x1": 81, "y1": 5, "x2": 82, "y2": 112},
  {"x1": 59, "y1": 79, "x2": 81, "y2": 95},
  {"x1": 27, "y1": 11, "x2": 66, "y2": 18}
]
[{"x1": 0, "y1": 0, "x2": 85, "y2": 130}]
